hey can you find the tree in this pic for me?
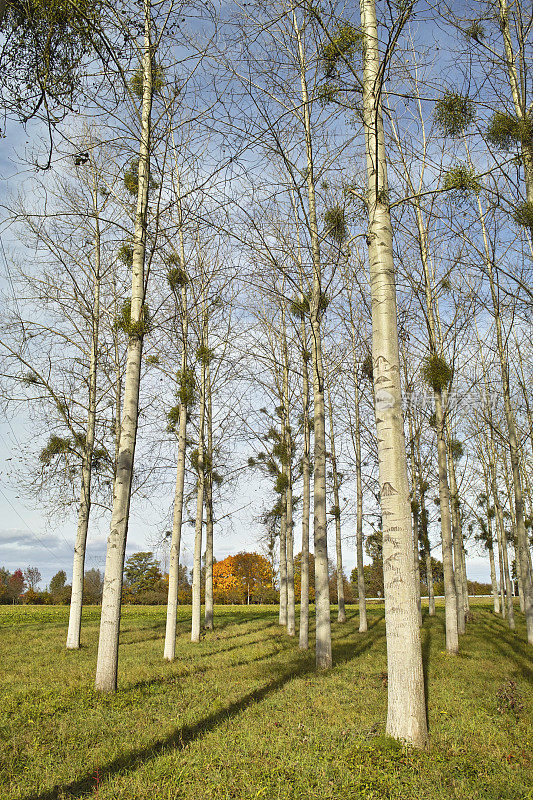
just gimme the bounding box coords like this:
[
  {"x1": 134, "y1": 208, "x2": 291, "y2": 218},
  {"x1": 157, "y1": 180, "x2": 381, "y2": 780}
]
[
  {"x1": 124, "y1": 552, "x2": 161, "y2": 593},
  {"x1": 49, "y1": 570, "x2": 67, "y2": 594},
  {"x1": 24, "y1": 566, "x2": 41, "y2": 591},
  {"x1": 213, "y1": 553, "x2": 274, "y2": 605}
]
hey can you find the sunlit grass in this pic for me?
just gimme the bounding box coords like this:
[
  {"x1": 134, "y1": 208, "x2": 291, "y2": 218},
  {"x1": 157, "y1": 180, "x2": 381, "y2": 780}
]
[{"x1": 0, "y1": 600, "x2": 530, "y2": 799}]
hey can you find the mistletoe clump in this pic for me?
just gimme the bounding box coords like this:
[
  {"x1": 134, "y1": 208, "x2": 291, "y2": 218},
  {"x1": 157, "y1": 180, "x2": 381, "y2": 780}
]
[
  {"x1": 114, "y1": 298, "x2": 152, "y2": 339},
  {"x1": 321, "y1": 24, "x2": 362, "y2": 78},
  {"x1": 450, "y1": 438, "x2": 464, "y2": 460},
  {"x1": 166, "y1": 254, "x2": 188, "y2": 289},
  {"x1": 324, "y1": 205, "x2": 348, "y2": 243},
  {"x1": 39, "y1": 434, "x2": 72, "y2": 465},
  {"x1": 123, "y1": 158, "x2": 160, "y2": 196},
  {"x1": 512, "y1": 201, "x2": 533, "y2": 231},
  {"x1": 361, "y1": 353, "x2": 373, "y2": 381},
  {"x1": 421, "y1": 354, "x2": 452, "y2": 391},
  {"x1": 117, "y1": 243, "x2": 134, "y2": 267},
  {"x1": 130, "y1": 62, "x2": 165, "y2": 99},
  {"x1": 434, "y1": 91, "x2": 475, "y2": 137},
  {"x1": 442, "y1": 163, "x2": 481, "y2": 198},
  {"x1": 486, "y1": 111, "x2": 533, "y2": 151}
]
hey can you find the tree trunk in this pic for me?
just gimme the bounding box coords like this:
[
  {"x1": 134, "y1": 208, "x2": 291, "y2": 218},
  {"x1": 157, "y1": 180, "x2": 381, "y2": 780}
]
[
  {"x1": 204, "y1": 361, "x2": 214, "y2": 631},
  {"x1": 278, "y1": 494, "x2": 288, "y2": 627},
  {"x1": 360, "y1": 0, "x2": 427, "y2": 746},
  {"x1": 164, "y1": 175, "x2": 189, "y2": 660},
  {"x1": 282, "y1": 302, "x2": 295, "y2": 636},
  {"x1": 292, "y1": 8, "x2": 331, "y2": 668},
  {"x1": 191, "y1": 320, "x2": 207, "y2": 644},
  {"x1": 67, "y1": 192, "x2": 100, "y2": 649},
  {"x1": 95, "y1": 4, "x2": 153, "y2": 692},
  {"x1": 446, "y1": 432, "x2": 466, "y2": 634},
  {"x1": 299, "y1": 314, "x2": 311, "y2": 650},
  {"x1": 327, "y1": 387, "x2": 346, "y2": 623},
  {"x1": 353, "y1": 373, "x2": 367, "y2": 631}
]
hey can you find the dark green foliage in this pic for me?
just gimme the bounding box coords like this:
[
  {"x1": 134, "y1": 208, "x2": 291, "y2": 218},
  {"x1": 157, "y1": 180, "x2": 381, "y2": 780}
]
[
  {"x1": 289, "y1": 291, "x2": 328, "y2": 319},
  {"x1": 361, "y1": 354, "x2": 373, "y2": 381},
  {"x1": 91, "y1": 448, "x2": 107, "y2": 472},
  {"x1": 49, "y1": 570, "x2": 66, "y2": 593},
  {"x1": 117, "y1": 243, "x2": 134, "y2": 267},
  {"x1": 411, "y1": 499, "x2": 420, "y2": 515},
  {"x1": 434, "y1": 91, "x2": 475, "y2": 137},
  {"x1": 486, "y1": 111, "x2": 533, "y2": 151},
  {"x1": 167, "y1": 265, "x2": 188, "y2": 290},
  {"x1": 421, "y1": 354, "x2": 452, "y2": 391},
  {"x1": 512, "y1": 201, "x2": 533, "y2": 231},
  {"x1": 114, "y1": 298, "x2": 152, "y2": 339},
  {"x1": 247, "y1": 457, "x2": 256, "y2": 468},
  {"x1": 302, "y1": 349, "x2": 312, "y2": 363},
  {"x1": 212, "y1": 470, "x2": 223, "y2": 486},
  {"x1": 39, "y1": 435, "x2": 71, "y2": 465},
  {"x1": 177, "y1": 368, "x2": 195, "y2": 408},
  {"x1": 317, "y1": 84, "x2": 339, "y2": 105},
  {"x1": 274, "y1": 472, "x2": 289, "y2": 495},
  {"x1": 324, "y1": 205, "x2": 348, "y2": 243},
  {"x1": 329, "y1": 504, "x2": 341, "y2": 519},
  {"x1": 443, "y1": 163, "x2": 481, "y2": 198},
  {"x1": 166, "y1": 405, "x2": 181, "y2": 434},
  {"x1": 450, "y1": 439, "x2": 464, "y2": 461},
  {"x1": 124, "y1": 552, "x2": 162, "y2": 594},
  {"x1": 130, "y1": 62, "x2": 165, "y2": 99},
  {"x1": 321, "y1": 24, "x2": 362, "y2": 78},
  {"x1": 123, "y1": 158, "x2": 159, "y2": 196}
]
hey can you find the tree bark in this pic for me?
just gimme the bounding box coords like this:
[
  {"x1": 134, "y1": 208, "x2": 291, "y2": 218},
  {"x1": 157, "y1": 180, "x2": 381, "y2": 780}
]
[
  {"x1": 292, "y1": 7, "x2": 331, "y2": 668},
  {"x1": 164, "y1": 177, "x2": 189, "y2": 660},
  {"x1": 327, "y1": 387, "x2": 346, "y2": 623},
  {"x1": 191, "y1": 315, "x2": 207, "y2": 644},
  {"x1": 353, "y1": 373, "x2": 367, "y2": 631},
  {"x1": 299, "y1": 314, "x2": 311, "y2": 649},
  {"x1": 95, "y1": 3, "x2": 153, "y2": 691},
  {"x1": 67, "y1": 185, "x2": 100, "y2": 650},
  {"x1": 204, "y1": 361, "x2": 214, "y2": 631},
  {"x1": 360, "y1": 0, "x2": 427, "y2": 746},
  {"x1": 282, "y1": 302, "x2": 295, "y2": 636}
]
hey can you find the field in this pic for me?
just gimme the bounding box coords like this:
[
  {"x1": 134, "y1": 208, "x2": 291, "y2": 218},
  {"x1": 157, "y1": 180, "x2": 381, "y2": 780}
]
[{"x1": 0, "y1": 601, "x2": 531, "y2": 800}]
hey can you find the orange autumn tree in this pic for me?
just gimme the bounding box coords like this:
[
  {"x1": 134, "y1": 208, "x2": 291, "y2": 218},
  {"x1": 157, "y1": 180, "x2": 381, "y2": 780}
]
[{"x1": 213, "y1": 552, "x2": 274, "y2": 604}]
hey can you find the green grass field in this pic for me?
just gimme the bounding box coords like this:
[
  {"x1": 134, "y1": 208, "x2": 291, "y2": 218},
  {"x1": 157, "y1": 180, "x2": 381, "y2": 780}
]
[{"x1": 0, "y1": 601, "x2": 531, "y2": 799}]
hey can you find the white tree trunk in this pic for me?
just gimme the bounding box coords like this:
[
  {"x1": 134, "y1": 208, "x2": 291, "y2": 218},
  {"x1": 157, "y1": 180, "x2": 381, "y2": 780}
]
[
  {"x1": 282, "y1": 302, "x2": 295, "y2": 636},
  {"x1": 292, "y1": 7, "x2": 331, "y2": 668},
  {"x1": 353, "y1": 361, "x2": 367, "y2": 631},
  {"x1": 360, "y1": 0, "x2": 427, "y2": 746},
  {"x1": 164, "y1": 180, "x2": 189, "y2": 660},
  {"x1": 191, "y1": 331, "x2": 207, "y2": 643},
  {"x1": 95, "y1": 5, "x2": 153, "y2": 691},
  {"x1": 299, "y1": 316, "x2": 310, "y2": 649},
  {"x1": 278, "y1": 496, "x2": 288, "y2": 627},
  {"x1": 67, "y1": 197, "x2": 100, "y2": 649},
  {"x1": 204, "y1": 362, "x2": 214, "y2": 631},
  {"x1": 327, "y1": 388, "x2": 346, "y2": 622}
]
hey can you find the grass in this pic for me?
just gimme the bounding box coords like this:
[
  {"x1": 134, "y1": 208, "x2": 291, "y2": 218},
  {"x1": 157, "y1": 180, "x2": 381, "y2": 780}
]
[{"x1": 0, "y1": 600, "x2": 531, "y2": 800}]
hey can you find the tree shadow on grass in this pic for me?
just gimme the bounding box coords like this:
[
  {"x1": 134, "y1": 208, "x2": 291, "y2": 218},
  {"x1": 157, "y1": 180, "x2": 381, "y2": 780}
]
[
  {"x1": 22, "y1": 621, "x2": 383, "y2": 800},
  {"x1": 478, "y1": 619, "x2": 532, "y2": 682}
]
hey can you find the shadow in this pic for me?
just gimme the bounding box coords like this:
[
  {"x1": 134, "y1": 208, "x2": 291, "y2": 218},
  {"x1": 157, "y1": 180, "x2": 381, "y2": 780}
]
[
  {"x1": 478, "y1": 619, "x2": 533, "y2": 682},
  {"x1": 22, "y1": 619, "x2": 384, "y2": 800}
]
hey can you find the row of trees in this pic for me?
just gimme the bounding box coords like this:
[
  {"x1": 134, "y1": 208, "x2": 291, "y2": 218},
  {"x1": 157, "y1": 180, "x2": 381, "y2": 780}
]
[
  {"x1": 0, "y1": 0, "x2": 532, "y2": 749},
  {"x1": 0, "y1": 566, "x2": 103, "y2": 604}
]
